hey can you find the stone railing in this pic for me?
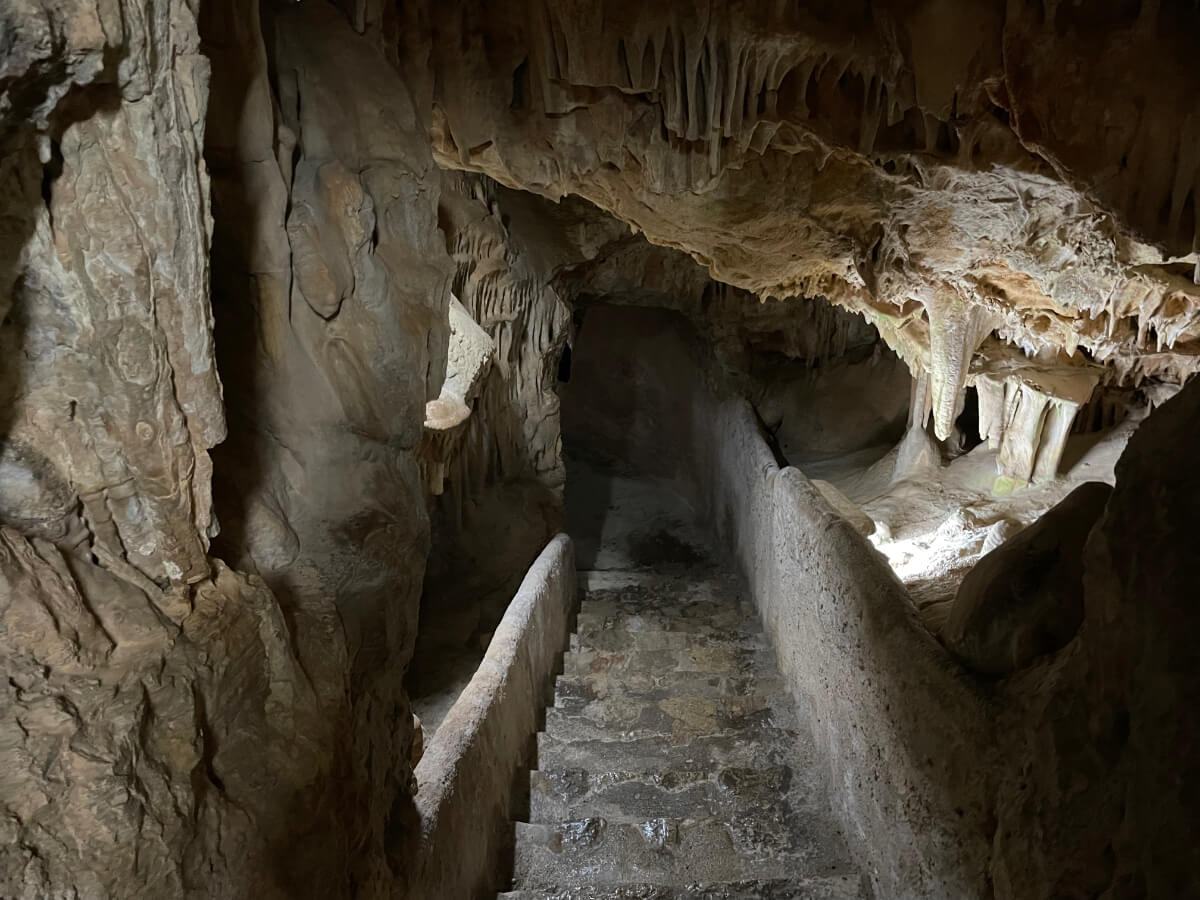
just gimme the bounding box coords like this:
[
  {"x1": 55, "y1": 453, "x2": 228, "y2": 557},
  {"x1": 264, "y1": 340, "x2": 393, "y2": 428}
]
[
  {"x1": 691, "y1": 390, "x2": 997, "y2": 899},
  {"x1": 406, "y1": 534, "x2": 576, "y2": 899}
]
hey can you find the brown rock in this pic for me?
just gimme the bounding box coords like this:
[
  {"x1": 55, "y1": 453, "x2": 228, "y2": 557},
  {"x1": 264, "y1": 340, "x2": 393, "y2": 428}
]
[{"x1": 943, "y1": 481, "x2": 1112, "y2": 676}]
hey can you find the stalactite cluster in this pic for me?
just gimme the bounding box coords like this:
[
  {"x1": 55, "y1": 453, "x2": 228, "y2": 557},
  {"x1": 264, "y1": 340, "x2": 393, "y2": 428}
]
[{"x1": 421, "y1": 0, "x2": 1200, "y2": 485}]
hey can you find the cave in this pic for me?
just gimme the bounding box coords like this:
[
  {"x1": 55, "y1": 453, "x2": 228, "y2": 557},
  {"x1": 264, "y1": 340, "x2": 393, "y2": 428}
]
[{"x1": 2, "y1": 1, "x2": 1199, "y2": 898}]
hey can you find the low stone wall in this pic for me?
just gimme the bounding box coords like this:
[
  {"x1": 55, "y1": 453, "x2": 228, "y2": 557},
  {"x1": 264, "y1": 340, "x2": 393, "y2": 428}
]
[
  {"x1": 407, "y1": 534, "x2": 576, "y2": 899},
  {"x1": 696, "y1": 394, "x2": 997, "y2": 899}
]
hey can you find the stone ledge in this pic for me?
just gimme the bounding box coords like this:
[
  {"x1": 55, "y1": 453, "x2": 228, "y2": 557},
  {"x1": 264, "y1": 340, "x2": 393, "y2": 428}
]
[{"x1": 408, "y1": 533, "x2": 577, "y2": 899}]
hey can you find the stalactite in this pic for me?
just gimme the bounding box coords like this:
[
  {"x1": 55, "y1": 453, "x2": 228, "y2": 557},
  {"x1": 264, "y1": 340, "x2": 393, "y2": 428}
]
[
  {"x1": 924, "y1": 286, "x2": 999, "y2": 440},
  {"x1": 997, "y1": 384, "x2": 1051, "y2": 482}
]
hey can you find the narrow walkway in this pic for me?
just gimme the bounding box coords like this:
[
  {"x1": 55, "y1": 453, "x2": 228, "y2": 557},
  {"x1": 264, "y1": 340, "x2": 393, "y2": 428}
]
[{"x1": 500, "y1": 457, "x2": 865, "y2": 899}]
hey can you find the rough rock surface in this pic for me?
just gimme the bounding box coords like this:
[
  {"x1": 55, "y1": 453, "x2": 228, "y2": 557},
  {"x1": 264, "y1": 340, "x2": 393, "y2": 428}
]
[
  {"x1": 0, "y1": 1, "x2": 319, "y2": 896},
  {"x1": 2, "y1": 0, "x2": 220, "y2": 589},
  {"x1": 991, "y1": 376, "x2": 1200, "y2": 899},
  {"x1": 202, "y1": 1, "x2": 453, "y2": 892},
  {"x1": 943, "y1": 480, "x2": 1111, "y2": 676},
  {"x1": 2, "y1": 0, "x2": 451, "y2": 896},
  {"x1": 4, "y1": 0, "x2": 1200, "y2": 897}
]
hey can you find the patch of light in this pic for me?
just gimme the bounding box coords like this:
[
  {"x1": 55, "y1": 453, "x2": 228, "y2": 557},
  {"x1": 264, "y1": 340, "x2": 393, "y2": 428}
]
[{"x1": 869, "y1": 509, "x2": 1013, "y2": 589}]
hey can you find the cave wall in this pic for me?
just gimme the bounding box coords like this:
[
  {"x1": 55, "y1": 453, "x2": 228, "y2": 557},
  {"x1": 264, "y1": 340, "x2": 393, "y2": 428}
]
[
  {"x1": 202, "y1": 0, "x2": 456, "y2": 893},
  {"x1": 1, "y1": 0, "x2": 220, "y2": 592},
  {"x1": 1, "y1": 0, "x2": 453, "y2": 896},
  {"x1": 992, "y1": 378, "x2": 1200, "y2": 898},
  {"x1": 0, "y1": 0, "x2": 326, "y2": 896}
]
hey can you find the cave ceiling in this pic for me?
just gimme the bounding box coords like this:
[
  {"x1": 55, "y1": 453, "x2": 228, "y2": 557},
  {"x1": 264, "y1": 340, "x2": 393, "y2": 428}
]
[{"x1": 420, "y1": 0, "x2": 1200, "y2": 442}]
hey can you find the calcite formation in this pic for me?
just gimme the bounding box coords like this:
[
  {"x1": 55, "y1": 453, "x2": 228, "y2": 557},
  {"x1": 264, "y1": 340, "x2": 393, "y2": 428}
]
[
  {"x1": 420, "y1": 0, "x2": 1200, "y2": 481},
  {"x1": 434, "y1": 173, "x2": 573, "y2": 515},
  {"x1": 417, "y1": 296, "x2": 495, "y2": 496},
  {"x1": 943, "y1": 480, "x2": 1112, "y2": 675}
]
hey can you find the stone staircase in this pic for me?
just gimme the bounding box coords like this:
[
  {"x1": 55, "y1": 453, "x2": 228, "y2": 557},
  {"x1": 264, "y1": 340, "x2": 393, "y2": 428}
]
[{"x1": 500, "y1": 567, "x2": 866, "y2": 900}]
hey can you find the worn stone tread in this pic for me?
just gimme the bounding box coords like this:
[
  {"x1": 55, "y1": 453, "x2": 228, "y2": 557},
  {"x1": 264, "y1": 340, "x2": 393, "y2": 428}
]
[
  {"x1": 544, "y1": 694, "x2": 792, "y2": 743},
  {"x1": 499, "y1": 873, "x2": 866, "y2": 898},
  {"x1": 536, "y1": 722, "x2": 807, "y2": 775},
  {"x1": 511, "y1": 566, "x2": 859, "y2": 897},
  {"x1": 554, "y1": 671, "x2": 785, "y2": 709},
  {"x1": 570, "y1": 628, "x2": 769, "y2": 653},
  {"x1": 513, "y1": 819, "x2": 851, "y2": 888},
  {"x1": 529, "y1": 765, "x2": 830, "y2": 823},
  {"x1": 562, "y1": 647, "x2": 779, "y2": 680},
  {"x1": 574, "y1": 607, "x2": 762, "y2": 635}
]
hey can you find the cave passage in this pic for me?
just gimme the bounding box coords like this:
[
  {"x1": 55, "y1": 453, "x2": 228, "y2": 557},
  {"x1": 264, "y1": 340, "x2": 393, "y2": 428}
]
[
  {"x1": 5, "y1": 1, "x2": 1200, "y2": 897},
  {"x1": 504, "y1": 301, "x2": 865, "y2": 892}
]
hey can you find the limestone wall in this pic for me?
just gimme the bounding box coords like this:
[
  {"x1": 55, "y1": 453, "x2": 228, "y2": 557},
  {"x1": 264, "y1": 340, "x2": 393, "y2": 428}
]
[{"x1": 1, "y1": 2, "x2": 453, "y2": 895}]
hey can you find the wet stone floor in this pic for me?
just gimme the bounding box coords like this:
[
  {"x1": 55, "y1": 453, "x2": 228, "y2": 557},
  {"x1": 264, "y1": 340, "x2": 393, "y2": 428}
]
[{"x1": 500, "y1": 564, "x2": 866, "y2": 899}]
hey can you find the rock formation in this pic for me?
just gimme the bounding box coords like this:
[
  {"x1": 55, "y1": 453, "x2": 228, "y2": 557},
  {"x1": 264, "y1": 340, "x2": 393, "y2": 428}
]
[
  {"x1": 3, "y1": 0, "x2": 451, "y2": 895},
  {"x1": 943, "y1": 480, "x2": 1111, "y2": 675},
  {"x1": 420, "y1": 0, "x2": 1200, "y2": 483}
]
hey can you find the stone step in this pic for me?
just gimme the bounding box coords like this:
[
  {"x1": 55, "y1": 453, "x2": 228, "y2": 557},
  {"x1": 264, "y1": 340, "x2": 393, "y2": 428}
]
[
  {"x1": 498, "y1": 873, "x2": 866, "y2": 898},
  {"x1": 553, "y1": 670, "x2": 785, "y2": 712},
  {"x1": 511, "y1": 819, "x2": 854, "y2": 889},
  {"x1": 528, "y1": 764, "x2": 830, "y2": 824},
  {"x1": 577, "y1": 569, "x2": 745, "y2": 599},
  {"x1": 543, "y1": 692, "x2": 787, "y2": 743},
  {"x1": 574, "y1": 605, "x2": 760, "y2": 637},
  {"x1": 577, "y1": 589, "x2": 757, "y2": 614},
  {"x1": 578, "y1": 574, "x2": 746, "y2": 595},
  {"x1": 570, "y1": 627, "x2": 768, "y2": 654},
  {"x1": 562, "y1": 647, "x2": 778, "y2": 681},
  {"x1": 536, "y1": 727, "x2": 804, "y2": 775},
  {"x1": 504, "y1": 559, "x2": 861, "y2": 898}
]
